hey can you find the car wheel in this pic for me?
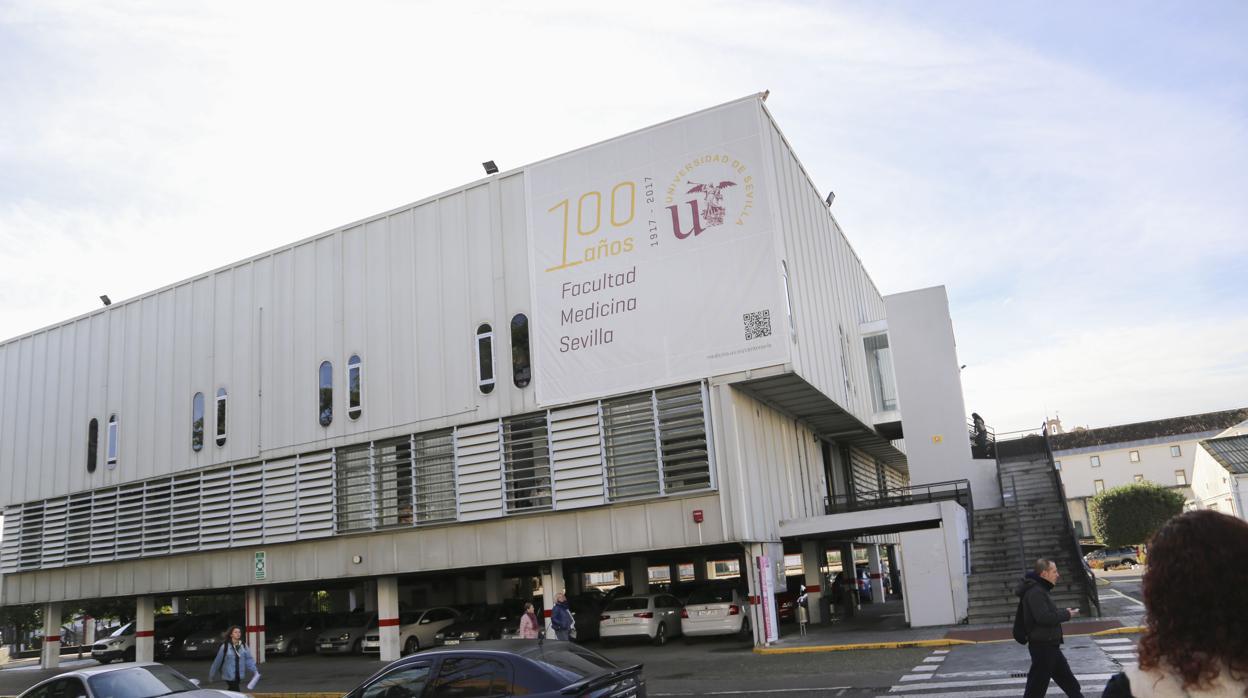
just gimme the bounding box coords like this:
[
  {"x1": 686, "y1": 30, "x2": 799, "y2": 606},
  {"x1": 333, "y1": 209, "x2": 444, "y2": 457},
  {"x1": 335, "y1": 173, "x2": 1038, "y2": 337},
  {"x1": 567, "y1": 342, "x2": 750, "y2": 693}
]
[
  {"x1": 404, "y1": 637, "x2": 419, "y2": 655},
  {"x1": 286, "y1": 641, "x2": 300, "y2": 657},
  {"x1": 96, "y1": 658, "x2": 112, "y2": 665},
  {"x1": 652, "y1": 622, "x2": 667, "y2": 647},
  {"x1": 124, "y1": 647, "x2": 136, "y2": 662}
]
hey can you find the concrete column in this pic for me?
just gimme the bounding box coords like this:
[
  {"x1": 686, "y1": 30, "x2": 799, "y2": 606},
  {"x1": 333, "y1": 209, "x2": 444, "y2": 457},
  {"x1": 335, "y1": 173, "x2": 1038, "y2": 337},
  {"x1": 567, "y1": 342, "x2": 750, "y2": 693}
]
[
  {"x1": 348, "y1": 588, "x2": 360, "y2": 612},
  {"x1": 170, "y1": 597, "x2": 181, "y2": 614},
  {"x1": 628, "y1": 556, "x2": 648, "y2": 593},
  {"x1": 540, "y1": 560, "x2": 566, "y2": 637},
  {"x1": 84, "y1": 616, "x2": 96, "y2": 646},
  {"x1": 135, "y1": 596, "x2": 155, "y2": 663},
  {"x1": 454, "y1": 576, "x2": 470, "y2": 605},
  {"x1": 694, "y1": 556, "x2": 708, "y2": 582},
  {"x1": 867, "y1": 544, "x2": 886, "y2": 602},
  {"x1": 244, "y1": 587, "x2": 267, "y2": 664},
  {"x1": 377, "y1": 576, "x2": 401, "y2": 661},
  {"x1": 363, "y1": 580, "x2": 378, "y2": 612},
  {"x1": 800, "y1": 540, "x2": 824, "y2": 624},
  {"x1": 839, "y1": 543, "x2": 857, "y2": 617},
  {"x1": 485, "y1": 568, "x2": 504, "y2": 605},
  {"x1": 40, "y1": 602, "x2": 62, "y2": 669},
  {"x1": 669, "y1": 562, "x2": 681, "y2": 589}
]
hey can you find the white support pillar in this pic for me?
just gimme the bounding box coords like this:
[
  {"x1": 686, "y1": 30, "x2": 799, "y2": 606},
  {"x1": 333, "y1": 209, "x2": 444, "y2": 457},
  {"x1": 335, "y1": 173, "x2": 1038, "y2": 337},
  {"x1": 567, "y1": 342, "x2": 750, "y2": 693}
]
[
  {"x1": 135, "y1": 596, "x2": 156, "y2": 663},
  {"x1": 839, "y1": 543, "x2": 858, "y2": 616},
  {"x1": 348, "y1": 588, "x2": 360, "y2": 612},
  {"x1": 628, "y1": 556, "x2": 648, "y2": 594},
  {"x1": 868, "y1": 544, "x2": 886, "y2": 602},
  {"x1": 484, "y1": 568, "x2": 504, "y2": 605},
  {"x1": 363, "y1": 579, "x2": 378, "y2": 612},
  {"x1": 244, "y1": 587, "x2": 268, "y2": 664},
  {"x1": 84, "y1": 615, "x2": 96, "y2": 647},
  {"x1": 800, "y1": 540, "x2": 824, "y2": 624},
  {"x1": 540, "y1": 560, "x2": 566, "y2": 638},
  {"x1": 170, "y1": 597, "x2": 181, "y2": 614},
  {"x1": 40, "y1": 603, "x2": 62, "y2": 669},
  {"x1": 377, "y1": 576, "x2": 401, "y2": 661}
]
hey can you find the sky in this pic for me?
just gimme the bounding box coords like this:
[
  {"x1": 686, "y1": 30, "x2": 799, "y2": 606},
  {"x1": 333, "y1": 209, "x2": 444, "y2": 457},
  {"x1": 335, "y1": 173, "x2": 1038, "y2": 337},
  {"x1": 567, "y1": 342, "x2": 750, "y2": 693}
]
[{"x1": 1, "y1": 0, "x2": 1245, "y2": 434}]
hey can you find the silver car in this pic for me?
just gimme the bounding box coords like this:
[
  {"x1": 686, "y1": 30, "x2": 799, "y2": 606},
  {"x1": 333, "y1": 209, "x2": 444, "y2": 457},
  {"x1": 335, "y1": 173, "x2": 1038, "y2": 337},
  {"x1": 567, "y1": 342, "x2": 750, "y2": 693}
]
[
  {"x1": 18, "y1": 663, "x2": 244, "y2": 698},
  {"x1": 315, "y1": 611, "x2": 377, "y2": 655}
]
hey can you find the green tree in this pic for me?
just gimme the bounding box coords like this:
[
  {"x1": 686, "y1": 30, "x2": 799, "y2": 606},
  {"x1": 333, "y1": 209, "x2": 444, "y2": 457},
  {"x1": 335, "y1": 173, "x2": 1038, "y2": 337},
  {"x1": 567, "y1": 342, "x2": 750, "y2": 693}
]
[
  {"x1": 0, "y1": 604, "x2": 41, "y2": 648},
  {"x1": 1089, "y1": 482, "x2": 1186, "y2": 547}
]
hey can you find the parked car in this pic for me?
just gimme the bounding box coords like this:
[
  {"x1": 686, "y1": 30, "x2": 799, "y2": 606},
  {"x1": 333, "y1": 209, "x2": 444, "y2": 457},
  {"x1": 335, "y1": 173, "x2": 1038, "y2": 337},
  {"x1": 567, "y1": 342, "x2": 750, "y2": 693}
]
[
  {"x1": 361, "y1": 607, "x2": 459, "y2": 655},
  {"x1": 316, "y1": 611, "x2": 377, "y2": 655},
  {"x1": 340, "y1": 640, "x2": 645, "y2": 698},
  {"x1": 435, "y1": 602, "x2": 523, "y2": 645},
  {"x1": 680, "y1": 586, "x2": 748, "y2": 639},
  {"x1": 1085, "y1": 546, "x2": 1141, "y2": 570},
  {"x1": 179, "y1": 614, "x2": 240, "y2": 659},
  {"x1": 266, "y1": 611, "x2": 329, "y2": 658},
  {"x1": 774, "y1": 591, "x2": 798, "y2": 623},
  {"x1": 599, "y1": 594, "x2": 683, "y2": 646},
  {"x1": 155, "y1": 615, "x2": 211, "y2": 660},
  {"x1": 18, "y1": 662, "x2": 243, "y2": 698},
  {"x1": 91, "y1": 622, "x2": 136, "y2": 664}
]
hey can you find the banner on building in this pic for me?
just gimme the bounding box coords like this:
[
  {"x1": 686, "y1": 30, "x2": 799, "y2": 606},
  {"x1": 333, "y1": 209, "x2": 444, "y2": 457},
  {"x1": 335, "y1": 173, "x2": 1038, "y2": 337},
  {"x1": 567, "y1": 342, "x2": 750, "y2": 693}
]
[{"x1": 525, "y1": 98, "x2": 791, "y2": 406}]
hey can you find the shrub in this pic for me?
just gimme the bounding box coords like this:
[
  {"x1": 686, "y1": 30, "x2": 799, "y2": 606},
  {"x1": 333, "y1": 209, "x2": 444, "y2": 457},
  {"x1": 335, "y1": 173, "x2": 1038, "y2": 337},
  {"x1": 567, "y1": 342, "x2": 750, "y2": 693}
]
[{"x1": 1089, "y1": 482, "x2": 1186, "y2": 547}]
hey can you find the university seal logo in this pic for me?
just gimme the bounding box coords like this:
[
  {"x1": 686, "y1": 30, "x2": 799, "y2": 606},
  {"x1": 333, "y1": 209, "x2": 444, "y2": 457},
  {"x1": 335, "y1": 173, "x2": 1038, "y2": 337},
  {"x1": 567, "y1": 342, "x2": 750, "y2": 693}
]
[{"x1": 664, "y1": 154, "x2": 756, "y2": 240}]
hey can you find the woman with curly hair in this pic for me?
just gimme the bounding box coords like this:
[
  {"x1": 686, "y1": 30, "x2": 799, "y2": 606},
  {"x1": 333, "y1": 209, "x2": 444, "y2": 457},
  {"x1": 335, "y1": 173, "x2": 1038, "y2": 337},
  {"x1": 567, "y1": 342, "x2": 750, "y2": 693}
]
[{"x1": 1102, "y1": 510, "x2": 1248, "y2": 697}]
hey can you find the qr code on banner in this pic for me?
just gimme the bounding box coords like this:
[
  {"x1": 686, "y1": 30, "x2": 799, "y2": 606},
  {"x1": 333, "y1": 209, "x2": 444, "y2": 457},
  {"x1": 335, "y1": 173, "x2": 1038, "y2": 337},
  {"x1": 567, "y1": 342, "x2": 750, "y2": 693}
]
[{"x1": 743, "y1": 310, "x2": 772, "y2": 340}]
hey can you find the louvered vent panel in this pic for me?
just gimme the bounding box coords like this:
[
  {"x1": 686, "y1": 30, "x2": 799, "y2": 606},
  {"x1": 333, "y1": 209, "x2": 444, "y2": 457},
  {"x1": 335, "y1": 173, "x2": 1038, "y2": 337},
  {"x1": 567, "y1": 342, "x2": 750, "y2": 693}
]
[
  {"x1": 142, "y1": 478, "x2": 172, "y2": 557},
  {"x1": 40, "y1": 497, "x2": 69, "y2": 569},
  {"x1": 170, "y1": 473, "x2": 202, "y2": 554},
  {"x1": 503, "y1": 413, "x2": 553, "y2": 513},
  {"x1": 199, "y1": 468, "x2": 233, "y2": 550},
  {"x1": 657, "y1": 383, "x2": 712, "y2": 493},
  {"x1": 18, "y1": 501, "x2": 44, "y2": 571},
  {"x1": 65, "y1": 492, "x2": 93, "y2": 567},
  {"x1": 2, "y1": 505, "x2": 23, "y2": 573},
  {"x1": 90, "y1": 488, "x2": 118, "y2": 563},
  {"x1": 550, "y1": 403, "x2": 606, "y2": 509},
  {"x1": 454, "y1": 420, "x2": 504, "y2": 521},
  {"x1": 231, "y1": 462, "x2": 264, "y2": 547},
  {"x1": 413, "y1": 430, "x2": 455, "y2": 524},
  {"x1": 335, "y1": 443, "x2": 375, "y2": 533},
  {"x1": 296, "y1": 452, "x2": 335, "y2": 539},
  {"x1": 884, "y1": 464, "x2": 907, "y2": 491},
  {"x1": 603, "y1": 393, "x2": 661, "y2": 499},
  {"x1": 114, "y1": 483, "x2": 146, "y2": 560},
  {"x1": 375, "y1": 437, "x2": 414, "y2": 529},
  {"x1": 262, "y1": 457, "x2": 299, "y2": 543},
  {"x1": 850, "y1": 449, "x2": 879, "y2": 502}
]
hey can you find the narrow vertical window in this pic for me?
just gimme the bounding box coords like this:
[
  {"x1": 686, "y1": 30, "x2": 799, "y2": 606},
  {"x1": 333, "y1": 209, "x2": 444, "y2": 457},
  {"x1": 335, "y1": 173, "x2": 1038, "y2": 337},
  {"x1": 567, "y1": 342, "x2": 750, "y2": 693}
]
[
  {"x1": 191, "y1": 392, "x2": 205, "y2": 452},
  {"x1": 107, "y1": 414, "x2": 119, "y2": 468},
  {"x1": 215, "y1": 388, "x2": 227, "y2": 446},
  {"x1": 87, "y1": 418, "x2": 99, "y2": 473},
  {"x1": 319, "y1": 360, "x2": 334, "y2": 427},
  {"x1": 511, "y1": 314, "x2": 531, "y2": 388},
  {"x1": 476, "y1": 324, "x2": 495, "y2": 394},
  {"x1": 347, "y1": 354, "x2": 362, "y2": 419}
]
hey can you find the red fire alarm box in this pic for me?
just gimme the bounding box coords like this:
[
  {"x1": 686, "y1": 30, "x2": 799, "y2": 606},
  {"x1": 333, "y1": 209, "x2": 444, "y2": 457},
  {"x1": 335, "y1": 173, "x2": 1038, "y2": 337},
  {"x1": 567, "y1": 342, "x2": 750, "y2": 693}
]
[{"x1": 692, "y1": 509, "x2": 704, "y2": 523}]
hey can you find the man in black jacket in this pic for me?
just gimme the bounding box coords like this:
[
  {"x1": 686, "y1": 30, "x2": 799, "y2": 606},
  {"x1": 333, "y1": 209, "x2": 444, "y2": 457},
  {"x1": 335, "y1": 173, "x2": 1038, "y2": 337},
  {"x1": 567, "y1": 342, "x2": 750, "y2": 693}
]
[{"x1": 1017, "y1": 558, "x2": 1083, "y2": 698}]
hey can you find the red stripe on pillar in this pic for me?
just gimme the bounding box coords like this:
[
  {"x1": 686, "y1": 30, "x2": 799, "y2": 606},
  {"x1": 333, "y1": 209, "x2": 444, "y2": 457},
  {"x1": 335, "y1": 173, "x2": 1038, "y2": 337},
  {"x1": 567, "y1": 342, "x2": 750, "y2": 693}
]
[
  {"x1": 748, "y1": 595, "x2": 760, "y2": 605},
  {"x1": 543, "y1": 610, "x2": 552, "y2": 618},
  {"x1": 245, "y1": 625, "x2": 266, "y2": 633},
  {"x1": 869, "y1": 573, "x2": 882, "y2": 579},
  {"x1": 805, "y1": 585, "x2": 821, "y2": 593},
  {"x1": 46, "y1": 635, "x2": 61, "y2": 642},
  {"x1": 378, "y1": 618, "x2": 401, "y2": 627},
  {"x1": 135, "y1": 630, "x2": 155, "y2": 638}
]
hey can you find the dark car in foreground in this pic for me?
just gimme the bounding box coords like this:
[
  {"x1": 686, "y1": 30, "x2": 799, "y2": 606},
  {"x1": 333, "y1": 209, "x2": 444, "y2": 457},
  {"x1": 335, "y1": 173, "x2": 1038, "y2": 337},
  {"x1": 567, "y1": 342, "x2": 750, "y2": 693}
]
[
  {"x1": 18, "y1": 662, "x2": 244, "y2": 698},
  {"x1": 347, "y1": 640, "x2": 644, "y2": 698}
]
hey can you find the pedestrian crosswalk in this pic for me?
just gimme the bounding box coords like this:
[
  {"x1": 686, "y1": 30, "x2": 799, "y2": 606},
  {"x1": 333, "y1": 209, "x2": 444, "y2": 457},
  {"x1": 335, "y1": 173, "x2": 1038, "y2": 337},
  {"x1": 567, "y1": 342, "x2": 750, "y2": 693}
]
[
  {"x1": 876, "y1": 640, "x2": 1142, "y2": 697},
  {"x1": 1095, "y1": 636, "x2": 1139, "y2": 669}
]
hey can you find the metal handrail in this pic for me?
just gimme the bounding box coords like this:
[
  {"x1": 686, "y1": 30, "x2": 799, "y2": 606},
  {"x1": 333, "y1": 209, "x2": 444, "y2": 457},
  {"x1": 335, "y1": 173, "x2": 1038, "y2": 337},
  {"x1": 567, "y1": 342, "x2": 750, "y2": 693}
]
[
  {"x1": 824, "y1": 479, "x2": 974, "y2": 520},
  {"x1": 1042, "y1": 427, "x2": 1101, "y2": 617}
]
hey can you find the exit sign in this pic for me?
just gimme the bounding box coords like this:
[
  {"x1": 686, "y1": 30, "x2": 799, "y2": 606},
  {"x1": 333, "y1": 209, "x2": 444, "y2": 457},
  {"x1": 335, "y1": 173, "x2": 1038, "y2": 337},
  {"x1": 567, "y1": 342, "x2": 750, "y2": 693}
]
[{"x1": 254, "y1": 551, "x2": 267, "y2": 581}]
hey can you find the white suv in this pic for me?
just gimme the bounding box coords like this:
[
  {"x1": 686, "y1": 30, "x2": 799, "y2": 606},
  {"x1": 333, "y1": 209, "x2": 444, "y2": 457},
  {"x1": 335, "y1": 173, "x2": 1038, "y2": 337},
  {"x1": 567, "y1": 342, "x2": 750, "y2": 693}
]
[{"x1": 91, "y1": 623, "x2": 136, "y2": 664}]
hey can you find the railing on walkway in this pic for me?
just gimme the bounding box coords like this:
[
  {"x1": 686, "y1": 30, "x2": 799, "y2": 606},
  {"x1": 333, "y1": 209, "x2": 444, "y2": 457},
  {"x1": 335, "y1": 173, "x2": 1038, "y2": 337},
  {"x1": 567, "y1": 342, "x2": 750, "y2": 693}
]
[
  {"x1": 825, "y1": 479, "x2": 974, "y2": 521},
  {"x1": 1040, "y1": 427, "x2": 1102, "y2": 617}
]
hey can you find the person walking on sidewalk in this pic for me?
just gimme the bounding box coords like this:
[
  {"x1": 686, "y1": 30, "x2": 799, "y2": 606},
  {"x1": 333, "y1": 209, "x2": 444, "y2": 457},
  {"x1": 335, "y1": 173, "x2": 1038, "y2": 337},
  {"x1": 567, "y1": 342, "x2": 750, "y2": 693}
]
[
  {"x1": 550, "y1": 593, "x2": 574, "y2": 641},
  {"x1": 1017, "y1": 558, "x2": 1082, "y2": 698},
  {"x1": 208, "y1": 625, "x2": 258, "y2": 692},
  {"x1": 1101, "y1": 510, "x2": 1248, "y2": 697},
  {"x1": 518, "y1": 603, "x2": 540, "y2": 639}
]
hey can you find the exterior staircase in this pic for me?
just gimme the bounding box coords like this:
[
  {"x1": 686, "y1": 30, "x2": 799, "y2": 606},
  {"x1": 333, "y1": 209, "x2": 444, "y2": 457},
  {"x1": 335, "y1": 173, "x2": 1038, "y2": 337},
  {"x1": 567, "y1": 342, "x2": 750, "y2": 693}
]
[{"x1": 966, "y1": 435, "x2": 1099, "y2": 625}]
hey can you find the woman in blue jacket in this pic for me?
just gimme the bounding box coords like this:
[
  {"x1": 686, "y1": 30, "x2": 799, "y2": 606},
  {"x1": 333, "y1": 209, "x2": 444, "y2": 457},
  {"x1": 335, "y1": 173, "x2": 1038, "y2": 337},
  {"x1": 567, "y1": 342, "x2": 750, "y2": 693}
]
[{"x1": 208, "y1": 626, "x2": 258, "y2": 692}]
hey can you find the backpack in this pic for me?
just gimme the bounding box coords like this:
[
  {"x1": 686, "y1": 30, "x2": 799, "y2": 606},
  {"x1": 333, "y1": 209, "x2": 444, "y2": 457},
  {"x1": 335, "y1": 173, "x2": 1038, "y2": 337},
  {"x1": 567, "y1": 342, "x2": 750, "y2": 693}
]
[{"x1": 1012, "y1": 593, "x2": 1029, "y2": 645}]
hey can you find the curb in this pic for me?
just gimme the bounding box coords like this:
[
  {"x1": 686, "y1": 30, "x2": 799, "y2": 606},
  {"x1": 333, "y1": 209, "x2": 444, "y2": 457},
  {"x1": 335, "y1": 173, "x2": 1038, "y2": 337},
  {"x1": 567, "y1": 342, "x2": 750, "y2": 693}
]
[
  {"x1": 753, "y1": 639, "x2": 976, "y2": 654},
  {"x1": 1091, "y1": 626, "x2": 1145, "y2": 636}
]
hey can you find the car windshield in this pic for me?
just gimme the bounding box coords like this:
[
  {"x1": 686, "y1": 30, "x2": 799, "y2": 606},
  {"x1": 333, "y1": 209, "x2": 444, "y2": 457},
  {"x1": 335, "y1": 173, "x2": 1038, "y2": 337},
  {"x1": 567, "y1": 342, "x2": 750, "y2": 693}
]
[
  {"x1": 604, "y1": 598, "x2": 649, "y2": 612},
  {"x1": 344, "y1": 612, "x2": 374, "y2": 627},
  {"x1": 527, "y1": 646, "x2": 618, "y2": 682},
  {"x1": 87, "y1": 666, "x2": 197, "y2": 698},
  {"x1": 458, "y1": 606, "x2": 492, "y2": 622},
  {"x1": 110, "y1": 624, "x2": 133, "y2": 638},
  {"x1": 687, "y1": 588, "x2": 735, "y2": 605}
]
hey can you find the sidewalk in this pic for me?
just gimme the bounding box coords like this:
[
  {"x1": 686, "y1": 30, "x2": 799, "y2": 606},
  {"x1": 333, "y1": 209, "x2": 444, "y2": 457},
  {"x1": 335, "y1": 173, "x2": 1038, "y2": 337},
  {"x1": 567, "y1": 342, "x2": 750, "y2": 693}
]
[{"x1": 754, "y1": 597, "x2": 1143, "y2": 654}]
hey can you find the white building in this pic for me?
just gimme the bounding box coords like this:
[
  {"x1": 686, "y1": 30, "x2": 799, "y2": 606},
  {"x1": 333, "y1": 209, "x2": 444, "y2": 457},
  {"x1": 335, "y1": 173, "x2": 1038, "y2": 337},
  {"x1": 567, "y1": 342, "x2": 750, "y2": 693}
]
[
  {"x1": 1191, "y1": 421, "x2": 1248, "y2": 518},
  {"x1": 1050, "y1": 409, "x2": 1248, "y2": 537},
  {"x1": 0, "y1": 95, "x2": 982, "y2": 666}
]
